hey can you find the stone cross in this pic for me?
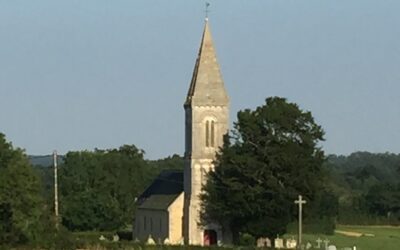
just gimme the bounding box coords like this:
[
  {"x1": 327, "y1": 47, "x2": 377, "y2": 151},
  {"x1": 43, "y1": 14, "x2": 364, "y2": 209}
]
[
  {"x1": 294, "y1": 195, "x2": 307, "y2": 249},
  {"x1": 316, "y1": 238, "x2": 322, "y2": 248},
  {"x1": 323, "y1": 239, "x2": 330, "y2": 250}
]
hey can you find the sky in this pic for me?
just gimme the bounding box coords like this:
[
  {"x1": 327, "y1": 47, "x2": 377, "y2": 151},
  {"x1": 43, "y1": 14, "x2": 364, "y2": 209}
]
[{"x1": 0, "y1": 0, "x2": 399, "y2": 159}]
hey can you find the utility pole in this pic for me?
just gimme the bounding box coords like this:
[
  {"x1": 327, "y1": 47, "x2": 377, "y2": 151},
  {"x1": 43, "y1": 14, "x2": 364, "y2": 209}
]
[
  {"x1": 294, "y1": 195, "x2": 306, "y2": 249},
  {"x1": 53, "y1": 150, "x2": 59, "y2": 229}
]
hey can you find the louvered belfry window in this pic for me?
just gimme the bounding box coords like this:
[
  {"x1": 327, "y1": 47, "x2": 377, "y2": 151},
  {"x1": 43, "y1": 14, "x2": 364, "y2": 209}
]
[{"x1": 205, "y1": 120, "x2": 215, "y2": 148}]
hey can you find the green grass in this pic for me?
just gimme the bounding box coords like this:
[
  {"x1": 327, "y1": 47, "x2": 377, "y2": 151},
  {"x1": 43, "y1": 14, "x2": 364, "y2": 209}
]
[{"x1": 284, "y1": 225, "x2": 400, "y2": 250}]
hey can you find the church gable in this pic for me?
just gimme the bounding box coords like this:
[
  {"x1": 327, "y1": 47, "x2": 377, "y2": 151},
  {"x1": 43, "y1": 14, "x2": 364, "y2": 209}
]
[{"x1": 134, "y1": 170, "x2": 184, "y2": 244}]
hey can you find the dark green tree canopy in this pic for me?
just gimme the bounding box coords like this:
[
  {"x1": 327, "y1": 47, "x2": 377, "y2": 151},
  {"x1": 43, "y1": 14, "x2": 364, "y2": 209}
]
[
  {"x1": 60, "y1": 145, "x2": 156, "y2": 231},
  {"x1": 0, "y1": 133, "x2": 43, "y2": 244},
  {"x1": 325, "y1": 152, "x2": 400, "y2": 225},
  {"x1": 201, "y1": 97, "x2": 326, "y2": 240}
]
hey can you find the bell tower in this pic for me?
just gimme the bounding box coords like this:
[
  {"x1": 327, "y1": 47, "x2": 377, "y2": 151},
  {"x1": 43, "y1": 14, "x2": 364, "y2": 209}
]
[{"x1": 183, "y1": 19, "x2": 229, "y2": 245}]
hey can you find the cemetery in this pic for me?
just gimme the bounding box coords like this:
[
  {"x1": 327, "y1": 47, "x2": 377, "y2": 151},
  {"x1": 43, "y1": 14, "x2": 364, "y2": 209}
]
[{"x1": 66, "y1": 224, "x2": 399, "y2": 250}]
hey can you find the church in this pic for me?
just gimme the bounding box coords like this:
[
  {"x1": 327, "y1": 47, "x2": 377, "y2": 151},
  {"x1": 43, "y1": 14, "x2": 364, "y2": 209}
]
[{"x1": 133, "y1": 18, "x2": 231, "y2": 246}]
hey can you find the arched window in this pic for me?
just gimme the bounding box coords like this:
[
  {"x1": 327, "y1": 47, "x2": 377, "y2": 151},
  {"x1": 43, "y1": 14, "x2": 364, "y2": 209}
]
[
  {"x1": 205, "y1": 119, "x2": 216, "y2": 148},
  {"x1": 206, "y1": 120, "x2": 210, "y2": 147},
  {"x1": 211, "y1": 120, "x2": 215, "y2": 147}
]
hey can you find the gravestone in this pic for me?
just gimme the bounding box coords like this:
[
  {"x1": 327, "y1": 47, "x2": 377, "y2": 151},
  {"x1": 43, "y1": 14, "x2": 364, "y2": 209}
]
[
  {"x1": 146, "y1": 235, "x2": 155, "y2": 245},
  {"x1": 257, "y1": 237, "x2": 272, "y2": 247},
  {"x1": 257, "y1": 237, "x2": 266, "y2": 247},
  {"x1": 265, "y1": 237, "x2": 272, "y2": 247},
  {"x1": 112, "y1": 234, "x2": 119, "y2": 242},
  {"x1": 327, "y1": 245, "x2": 337, "y2": 250},
  {"x1": 315, "y1": 238, "x2": 322, "y2": 249},
  {"x1": 323, "y1": 239, "x2": 330, "y2": 250},
  {"x1": 286, "y1": 238, "x2": 297, "y2": 249},
  {"x1": 306, "y1": 242, "x2": 312, "y2": 249},
  {"x1": 163, "y1": 238, "x2": 170, "y2": 245},
  {"x1": 274, "y1": 237, "x2": 284, "y2": 249}
]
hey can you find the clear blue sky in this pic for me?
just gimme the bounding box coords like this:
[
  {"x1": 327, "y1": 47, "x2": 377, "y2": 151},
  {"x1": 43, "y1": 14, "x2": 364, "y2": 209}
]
[{"x1": 1, "y1": 0, "x2": 399, "y2": 159}]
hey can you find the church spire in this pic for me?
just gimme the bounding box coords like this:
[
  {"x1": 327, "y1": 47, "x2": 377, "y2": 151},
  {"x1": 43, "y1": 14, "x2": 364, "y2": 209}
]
[
  {"x1": 183, "y1": 18, "x2": 231, "y2": 246},
  {"x1": 185, "y1": 20, "x2": 229, "y2": 107}
]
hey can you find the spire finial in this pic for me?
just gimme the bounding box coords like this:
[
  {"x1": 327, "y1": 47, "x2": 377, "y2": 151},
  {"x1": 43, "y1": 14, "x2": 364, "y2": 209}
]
[{"x1": 205, "y1": 2, "x2": 210, "y2": 21}]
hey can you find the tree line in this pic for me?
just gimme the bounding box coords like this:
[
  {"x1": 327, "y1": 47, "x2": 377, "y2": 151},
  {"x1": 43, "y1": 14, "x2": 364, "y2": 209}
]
[
  {"x1": 327, "y1": 152, "x2": 400, "y2": 225},
  {"x1": 0, "y1": 133, "x2": 183, "y2": 246},
  {"x1": 35, "y1": 149, "x2": 184, "y2": 232}
]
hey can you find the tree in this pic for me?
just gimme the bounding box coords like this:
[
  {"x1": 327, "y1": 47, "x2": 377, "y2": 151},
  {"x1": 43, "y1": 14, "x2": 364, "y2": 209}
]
[
  {"x1": 0, "y1": 133, "x2": 43, "y2": 244},
  {"x1": 59, "y1": 145, "x2": 155, "y2": 231},
  {"x1": 147, "y1": 154, "x2": 184, "y2": 171},
  {"x1": 201, "y1": 97, "x2": 325, "y2": 241},
  {"x1": 365, "y1": 183, "x2": 400, "y2": 220},
  {"x1": 325, "y1": 152, "x2": 400, "y2": 224}
]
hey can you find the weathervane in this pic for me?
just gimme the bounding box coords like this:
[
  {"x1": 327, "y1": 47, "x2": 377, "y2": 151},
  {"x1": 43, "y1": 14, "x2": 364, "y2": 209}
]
[{"x1": 205, "y1": 2, "x2": 210, "y2": 20}]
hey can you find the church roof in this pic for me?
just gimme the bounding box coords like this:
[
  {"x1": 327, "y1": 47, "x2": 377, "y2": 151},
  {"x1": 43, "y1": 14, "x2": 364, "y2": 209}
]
[
  {"x1": 185, "y1": 19, "x2": 229, "y2": 107},
  {"x1": 137, "y1": 170, "x2": 183, "y2": 210},
  {"x1": 137, "y1": 194, "x2": 181, "y2": 210}
]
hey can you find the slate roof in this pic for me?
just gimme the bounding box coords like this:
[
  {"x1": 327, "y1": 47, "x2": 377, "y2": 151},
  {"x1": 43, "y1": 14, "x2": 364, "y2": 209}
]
[{"x1": 136, "y1": 170, "x2": 183, "y2": 210}]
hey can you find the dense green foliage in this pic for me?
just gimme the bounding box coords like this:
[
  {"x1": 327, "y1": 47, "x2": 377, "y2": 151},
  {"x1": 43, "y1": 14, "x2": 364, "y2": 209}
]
[
  {"x1": 326, "y1": 152, "x2": 400, "y2": 225},
  {"x1": 147, "y1": 154, "x2": 184, "y2": 171},
  {"x1": 58, "y1": 147, "x2": 184, "y2": 231},
  {"x1": 59, "y1": 145, "x2": 154, "y2": 231},
  {"x1": 27, "y1": 150, "x2": 184, "y2": 233},
  {"x1": 201, "y1": 97, "x2": 327, "y2": 241},
  {"x1": 0, "y1": 137, "x2": 184, "y2": 247},
  {"x1": 0, "y1": 133, "x2": 44, "y2": 244},
  {"x1": 29, "y1": 155, "x2": 63, "y2": 168}
]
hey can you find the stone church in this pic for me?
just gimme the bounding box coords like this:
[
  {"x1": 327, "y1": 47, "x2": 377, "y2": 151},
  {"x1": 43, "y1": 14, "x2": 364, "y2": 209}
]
[{"x1": 133, "y1": 19, "x2": 231, "y2": 246}]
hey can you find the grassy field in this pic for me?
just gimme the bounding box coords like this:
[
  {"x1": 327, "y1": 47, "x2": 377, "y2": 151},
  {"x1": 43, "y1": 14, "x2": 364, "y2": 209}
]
[{"x1": 284, "y1": 225, "x2": 400, "y2": 250}]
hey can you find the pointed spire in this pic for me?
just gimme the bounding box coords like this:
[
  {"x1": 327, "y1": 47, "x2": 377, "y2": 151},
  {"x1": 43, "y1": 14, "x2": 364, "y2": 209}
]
[{"x1": 185, "y1": 20, "x2": 229, "y2": 107}]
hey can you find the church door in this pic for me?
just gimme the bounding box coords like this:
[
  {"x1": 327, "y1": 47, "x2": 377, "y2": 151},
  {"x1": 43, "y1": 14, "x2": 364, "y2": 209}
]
[{"x1": 204, "y1": 230, "x2": 217, "y2": 246}]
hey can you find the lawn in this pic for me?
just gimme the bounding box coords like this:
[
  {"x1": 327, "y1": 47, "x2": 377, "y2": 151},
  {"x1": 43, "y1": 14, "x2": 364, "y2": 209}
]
[{"x1": 284, "y1": 225, "x2": 400, "y2": 250}]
